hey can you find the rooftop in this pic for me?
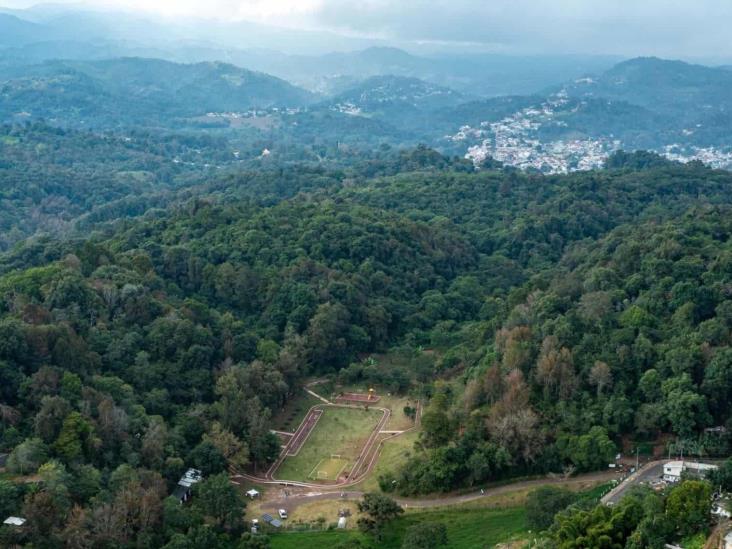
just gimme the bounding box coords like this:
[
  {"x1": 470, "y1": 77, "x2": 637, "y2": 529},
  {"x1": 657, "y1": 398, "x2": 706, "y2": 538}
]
[
  {"x1": 3, "y1": 516, "x2": 26, "y2": 526},
  {"x1": 178, "y1": 468, "x2": 203, "y2": 488}
]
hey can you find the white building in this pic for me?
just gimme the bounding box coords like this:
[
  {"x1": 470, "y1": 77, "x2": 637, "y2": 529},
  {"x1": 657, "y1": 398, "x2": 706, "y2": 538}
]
[
  {"x1": 663, "y1": 461, "x2": 684, "y2": 482},
  {"x1": 663, "y1": 460, "x2": 717, "y2": 483}
]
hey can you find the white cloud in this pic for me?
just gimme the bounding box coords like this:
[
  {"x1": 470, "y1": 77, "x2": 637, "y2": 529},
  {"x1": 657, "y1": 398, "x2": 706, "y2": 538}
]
[{"x1": 2, "y1": 0, "x2": 732, "y2": 57}]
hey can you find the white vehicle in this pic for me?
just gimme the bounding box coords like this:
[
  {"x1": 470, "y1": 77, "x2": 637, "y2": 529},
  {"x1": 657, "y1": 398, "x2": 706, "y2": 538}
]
[{"x1": 278, "y1": 509, "x2": 288, "y2": 519}]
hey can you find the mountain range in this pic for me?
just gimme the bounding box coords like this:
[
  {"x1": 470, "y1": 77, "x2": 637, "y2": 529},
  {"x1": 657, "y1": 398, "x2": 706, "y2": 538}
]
[
  {"x1": 2, "y1": 4, "x2": 732, "y2": 172},
  {"x1": 0, "y1": 57, "x2": 315, "y2": 128}
]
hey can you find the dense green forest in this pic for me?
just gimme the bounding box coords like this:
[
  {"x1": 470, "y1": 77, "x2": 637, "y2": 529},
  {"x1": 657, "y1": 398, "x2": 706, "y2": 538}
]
[{"x1": 1, "y1": 140, "x2": 732, "y2": 546}]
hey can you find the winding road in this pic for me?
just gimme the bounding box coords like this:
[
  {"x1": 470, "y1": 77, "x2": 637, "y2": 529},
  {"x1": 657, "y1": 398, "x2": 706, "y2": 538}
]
[{"x1": 258, "y1": 470, "x2": 621, "y2": 513}]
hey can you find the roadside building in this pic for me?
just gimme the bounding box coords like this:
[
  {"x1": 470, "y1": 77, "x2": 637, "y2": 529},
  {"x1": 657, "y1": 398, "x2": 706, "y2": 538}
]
[
  {"x1": 663, "y1": 460, "x2": 717, "y2": 483},
  {"x1": 663, "y1": 461, "x2": 684, "y2": 482}
]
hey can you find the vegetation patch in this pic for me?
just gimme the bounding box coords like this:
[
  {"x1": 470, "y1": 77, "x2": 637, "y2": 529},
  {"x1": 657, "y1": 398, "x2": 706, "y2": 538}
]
[{"x1": 269, "y1": 505, "x2": 527, "y2": 548}]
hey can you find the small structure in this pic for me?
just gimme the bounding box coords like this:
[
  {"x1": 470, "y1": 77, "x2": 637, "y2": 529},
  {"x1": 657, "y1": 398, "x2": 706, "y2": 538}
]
[
  {"x1": 246, "y1": 489, "x2": 260, "y2": 499},
  {"x1": 335, "y1": 392, "x2": 381, "y2": 404},
  {"x1": 3, "y1": 516, "x2": 26, "y2": 527},
  {"x1": 261, "y1": 513, "x2": 282, "y2": 528},
  {"x1": 663, "y1": 460, "x2": 718, "y2": 483},
  {"x1": 172, "y1": 468, "x2": 203, "y2": 504},
  {"x1": 337, "y1": 516, "x2": 347, "y2": 529},
  {"x1": 663, "y1": 461, "x2": 684, "y2": 482}
]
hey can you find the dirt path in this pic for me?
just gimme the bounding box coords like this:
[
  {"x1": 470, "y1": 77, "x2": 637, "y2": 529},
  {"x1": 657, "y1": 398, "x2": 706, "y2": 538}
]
[{"x1": 259, "y1": 470, "x2": 620, "y2": 513}]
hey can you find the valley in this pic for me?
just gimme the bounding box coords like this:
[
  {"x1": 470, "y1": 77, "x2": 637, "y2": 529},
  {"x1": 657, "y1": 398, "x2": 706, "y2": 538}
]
[{"x1": 1, "y1": 3, "x2": 732, "y2": 548}]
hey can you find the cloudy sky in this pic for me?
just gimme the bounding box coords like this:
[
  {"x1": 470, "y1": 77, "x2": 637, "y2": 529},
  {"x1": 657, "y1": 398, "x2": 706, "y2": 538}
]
[{"x1": 2, "y1": 0, "x2": 732, "y2": 58}]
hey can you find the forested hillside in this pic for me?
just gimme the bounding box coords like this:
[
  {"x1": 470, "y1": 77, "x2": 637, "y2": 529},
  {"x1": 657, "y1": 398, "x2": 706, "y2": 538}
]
[
  {"x1": 1, "y1": 148, "x2": 732, "y2": 545},
  {"x1": 0, "y1": 58, "x2": 315, "y2": 128}
]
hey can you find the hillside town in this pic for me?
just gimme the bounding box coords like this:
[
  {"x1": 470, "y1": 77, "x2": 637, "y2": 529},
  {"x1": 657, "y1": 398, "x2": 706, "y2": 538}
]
[
  {"x1": 451, "y1": 92, "x2": 732, "y2": 173},
  {"x1": 450, "y1": 91, "x2": 620, "y2": 173}
]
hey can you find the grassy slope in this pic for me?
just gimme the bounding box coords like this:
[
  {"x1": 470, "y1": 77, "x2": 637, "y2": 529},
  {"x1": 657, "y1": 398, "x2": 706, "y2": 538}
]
[
  {"x1": 269, "y1": 506, "x2": 527, "y2": 548},
  {"x1": 355, "y1": 430, "x2": 419, "y2": 492}
]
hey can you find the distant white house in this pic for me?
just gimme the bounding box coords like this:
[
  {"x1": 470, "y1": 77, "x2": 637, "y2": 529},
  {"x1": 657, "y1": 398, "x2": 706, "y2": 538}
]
[
  {"x1": 663, "y1": 460, "x2": 717, "y2": 483},
  {"x1": 3, "y1": 516, "x2": 26, "y2": 527}
]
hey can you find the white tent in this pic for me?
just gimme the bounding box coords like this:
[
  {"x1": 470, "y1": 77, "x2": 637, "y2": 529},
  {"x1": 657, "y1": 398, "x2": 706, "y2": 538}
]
[
  {"x1": 338, "y1": 517, "x2": 347, "y2": 529},
  {"x1": 3, "y1": 517, "x2": 26, "y2": 526},
  {"x1": 246, "y1": 489, "x2": 260, "y2": 498}
]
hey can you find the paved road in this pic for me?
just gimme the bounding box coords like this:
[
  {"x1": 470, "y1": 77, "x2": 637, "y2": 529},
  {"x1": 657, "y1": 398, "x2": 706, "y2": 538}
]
[
  {"x1": 602, "y1": 461, "x2": 664, "y2": 505},
  {"x1": 260, "y1": 470, "x2": 620, "y2": 513}
]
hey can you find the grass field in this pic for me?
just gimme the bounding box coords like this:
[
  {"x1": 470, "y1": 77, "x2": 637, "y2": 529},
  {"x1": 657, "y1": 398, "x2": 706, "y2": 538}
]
[
  {"x1": 275, "y1": 406, "x2": 382, "y2": 482},
  {"x1": 355, "y1": 430, "x2": 419, "y2": 492},
  {"x1": 308, "y1": 457, "x2": 349, "y2": 480},
  {"x1": 269, "y1": 505, "x2": 527, "y2": 548},
  {"x1": 336, "y1": 385, "x2": 417, "y2": 432}
]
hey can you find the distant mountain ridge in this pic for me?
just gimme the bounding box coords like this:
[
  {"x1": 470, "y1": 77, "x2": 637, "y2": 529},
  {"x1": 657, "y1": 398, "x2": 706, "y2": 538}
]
[
  {"x1": 566, "y1": 57, "x2": 732, "y2": 114},
  {"x1": 0, "y1": 13, "x2": 54, "y2": 46},
  {"x1": 330, "y1": 75, "x2": 465, "y2": 111},
  {"x1": 0, "y1": 57, "x2": 316, "y2": 128}
]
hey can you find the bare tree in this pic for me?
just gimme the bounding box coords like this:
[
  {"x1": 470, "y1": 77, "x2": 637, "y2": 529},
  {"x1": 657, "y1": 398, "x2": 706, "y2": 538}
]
[{"x1": 588, "y1": 361, "x2": 613, "y2": 397}]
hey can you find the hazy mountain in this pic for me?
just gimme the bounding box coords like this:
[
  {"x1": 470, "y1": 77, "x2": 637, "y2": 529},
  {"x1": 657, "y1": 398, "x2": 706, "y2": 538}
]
[
  {"x1": 0, "y1": 57, "x2": 316, "y2": 128},
  {"x1": 555, "y1": 57, "x2": 732, "y2": 146},
  {"x1": 566, "y1": 57, "x2": 732, "y2": 115},
  {"x1": 0, "y1": 13, "x2": 55, "y2": 46},
  {"x1": 228, "y1": 47, "x2": 622, "y2": 97},
  {"x1": 0, "y1": 6, "x2": 622, "y2": 98},
  {"x1": 331, "y1": 75, "x2": 465, "y2": 112}
]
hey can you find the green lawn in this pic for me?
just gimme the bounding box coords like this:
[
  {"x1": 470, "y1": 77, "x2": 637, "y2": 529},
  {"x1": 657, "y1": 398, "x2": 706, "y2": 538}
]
[
  {"x1": 308, "y1": 457, "x2": 349, "y2": 480},
  {"x1": 355, "y1": 430, "x2": 419, "y2": 492},
  {"x1": 275, "y1": 406, "x2": 382, "y2": 482},
  {"x1": 269, "y1": 506, "x2": 528, "y2": 548}
]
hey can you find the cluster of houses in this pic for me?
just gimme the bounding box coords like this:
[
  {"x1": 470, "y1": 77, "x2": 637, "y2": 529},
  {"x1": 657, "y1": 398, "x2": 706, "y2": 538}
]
[{"x1": 456, "y1": 92, "x2": 618, "y2": 174}]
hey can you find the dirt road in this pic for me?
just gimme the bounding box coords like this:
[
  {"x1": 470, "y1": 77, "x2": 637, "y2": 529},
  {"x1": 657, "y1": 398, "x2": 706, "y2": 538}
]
[{"x1": 259, "y1": 470, "x2": 620, "y2": 513}]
